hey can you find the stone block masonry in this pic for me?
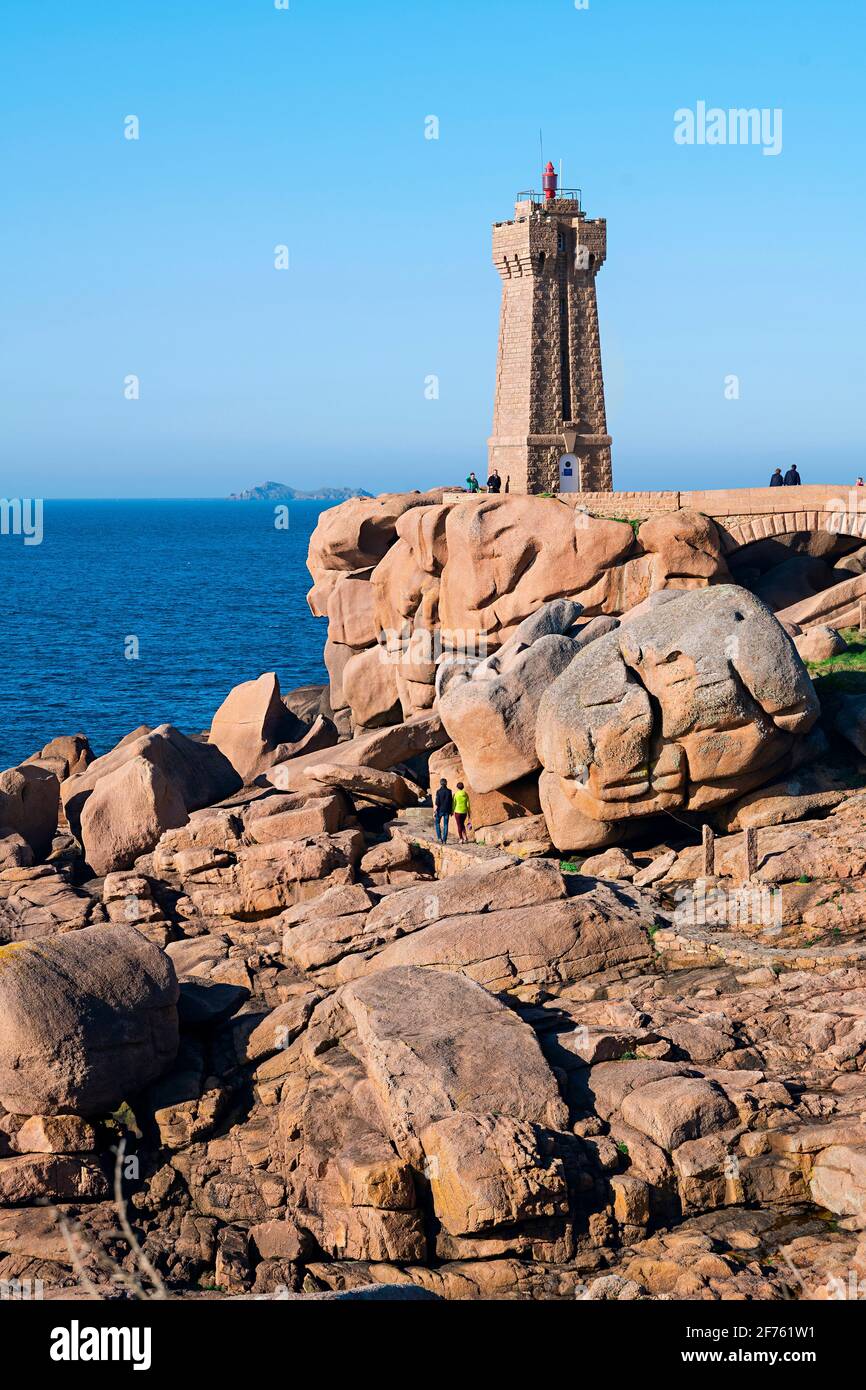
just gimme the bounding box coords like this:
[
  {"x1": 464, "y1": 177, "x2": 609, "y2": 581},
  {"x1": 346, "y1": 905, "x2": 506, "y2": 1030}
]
[
  {"x1": 489, "y1": 195, "x2": 612, "y2": 495},
  {"x1": 562, "y1": 484, "x2": 864, "y2": 554}
]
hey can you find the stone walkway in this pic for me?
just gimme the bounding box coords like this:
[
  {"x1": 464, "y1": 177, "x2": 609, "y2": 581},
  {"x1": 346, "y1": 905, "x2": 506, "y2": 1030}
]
[
  {"x1": 392, "y1": 807, "x2": 519, "y2": 878},
  {"x1": 655, "y1": 921, "x2": 866, "y2": 974}
]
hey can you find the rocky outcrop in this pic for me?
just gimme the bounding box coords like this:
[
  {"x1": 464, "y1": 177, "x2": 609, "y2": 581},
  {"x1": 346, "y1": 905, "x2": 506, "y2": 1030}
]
[
  {"x1": 308, "y1": 494, "x2": 730, "y2": 732},
  {"x1": 62, "y1": 723, "x2": 242, "y2": 873},
  {"x1": 80, "y1": 754, "x2": 190, "y2": 876},
  {"x1": 794, "y1": 625, "x2": 847, "y2": 663},
  {"x1": 436, "y1": 586, "x2": 819, "y2": 852},
  {"x1": 0, "y1": 925, "x2": 178, "y2": 1117},
  {"x1": 266, "y1": 712, "x2": 448, "y2": 794},
  {"x1": 4, "y1": 493, "x2": 866, "y2": 1303},
  {"x1": 437, "y1": 601, "x2": 587, "y2": 792},
  {"x1": 3, "y1": 698, "x2": 866, "y2": 1299},
  {"x1": 0, "y1": 764, "x2": 59, "y2": 859},
  {"x1": 333, "y1": 877, "x2": 656, "y2": 997},
  {"x1": 208, "y1": 673, "x2": 308, "y2": 782},
  {"x1": 276, "y1": 965, "x2": 571, "y2": 1262},
  {"x1": 540, "y1": 587, "x2": 818, "y2": 847}
]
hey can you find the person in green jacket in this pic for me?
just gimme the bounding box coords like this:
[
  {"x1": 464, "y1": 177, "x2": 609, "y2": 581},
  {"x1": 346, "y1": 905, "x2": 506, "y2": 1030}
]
[
  {"x1": 452, "y1": 782, "x2": 471, "y2": 842},
  {"x1": 466, "y1": 472, "x2": 480, "y2": 493}
]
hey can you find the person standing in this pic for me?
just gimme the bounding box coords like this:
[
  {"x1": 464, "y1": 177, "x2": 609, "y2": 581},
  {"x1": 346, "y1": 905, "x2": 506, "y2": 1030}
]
[
  {"x1": 769, "y1": 468, "x2": 783, "y2": 486},
  {"x1": 783, "y1": 465, "x2": 802, "y2": 486},
  {"x1": 452, "y1": 782, "x2": 471, "y2": 843},
  {"x1": 466, "y1": 472, "x2": 480, "y2": 493},
  {"x1": 487, "y1": 470, "x2": 502, "y2": 493},
  {"x1": 434, "y1": 779, "x2": 453, "y2": 843}
]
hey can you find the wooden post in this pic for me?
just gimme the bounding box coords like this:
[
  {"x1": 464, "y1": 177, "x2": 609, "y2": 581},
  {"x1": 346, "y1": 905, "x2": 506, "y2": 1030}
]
[
  {"x1": 702, "y1": 823, "x2": 715, "y2": 878},
  {"x1": 745, "y1": 827, "x2": 758, "y2": 882},
  {"x1": 859, "y1": 599, "x2": 866, "y2": 634}
]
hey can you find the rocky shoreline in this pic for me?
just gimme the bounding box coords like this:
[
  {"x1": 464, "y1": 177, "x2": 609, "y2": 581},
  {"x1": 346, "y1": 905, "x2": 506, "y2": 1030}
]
[{"x1": 2, "y1": 490, "x2": 866, "y2": 1302}]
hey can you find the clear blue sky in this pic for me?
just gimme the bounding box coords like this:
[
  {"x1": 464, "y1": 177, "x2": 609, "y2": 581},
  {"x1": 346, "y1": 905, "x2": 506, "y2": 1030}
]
[{"x1": 1, "y1": 0, "x2": 863, "y2": 497}]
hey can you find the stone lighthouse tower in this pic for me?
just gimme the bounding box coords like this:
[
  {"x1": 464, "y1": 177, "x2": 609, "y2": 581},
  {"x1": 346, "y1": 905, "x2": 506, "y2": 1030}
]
[{"x1": 488, "y1": 167, "x2": 613, "y2": 494}]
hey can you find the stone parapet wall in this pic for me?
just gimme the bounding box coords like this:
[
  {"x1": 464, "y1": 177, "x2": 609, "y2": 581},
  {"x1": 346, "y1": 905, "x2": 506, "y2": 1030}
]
[
  {"x1": 561, "y1": 490, "x2": 682, "y2": 519},
  {"x1": 559, "y1": 485, "x2": 863, "y2": 551}
]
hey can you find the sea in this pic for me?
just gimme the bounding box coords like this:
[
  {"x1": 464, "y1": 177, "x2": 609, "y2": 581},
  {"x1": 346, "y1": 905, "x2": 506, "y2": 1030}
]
[{"x1": 0, "y1": 499, "x2": 330, "y2": 772}]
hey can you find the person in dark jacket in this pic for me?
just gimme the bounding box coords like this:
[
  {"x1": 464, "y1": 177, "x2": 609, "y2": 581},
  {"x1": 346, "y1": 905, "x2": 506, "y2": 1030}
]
[
  {"x1": 783, "y1": 466, "x2": 802, "y2": 486},
  {"x1": 769, "y1": 468, "x2": 783, "y2": 486},
  {"x1": 434, "y1": 779, "x2": 453, "y2": 843},
  {"x1": 487, "y1": 470, "x2": 502, "y2": 493}
]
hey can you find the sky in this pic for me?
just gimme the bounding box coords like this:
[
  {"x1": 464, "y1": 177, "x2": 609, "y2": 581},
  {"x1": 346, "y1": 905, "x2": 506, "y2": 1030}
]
[{"x1": 1, "y1": 0, "x2": 864, "y2": 498}]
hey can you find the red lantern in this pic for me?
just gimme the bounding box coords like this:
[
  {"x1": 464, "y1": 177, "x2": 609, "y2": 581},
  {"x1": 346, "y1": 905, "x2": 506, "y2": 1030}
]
[{"x1": 542, "y1": 161, "x2": 557, "y2": 201}]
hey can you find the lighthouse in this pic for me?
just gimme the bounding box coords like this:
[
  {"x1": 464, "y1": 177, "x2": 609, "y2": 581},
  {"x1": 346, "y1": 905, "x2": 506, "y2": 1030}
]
[{"x1": 488, "y1": 171, "x2": 613, "y2": 495}]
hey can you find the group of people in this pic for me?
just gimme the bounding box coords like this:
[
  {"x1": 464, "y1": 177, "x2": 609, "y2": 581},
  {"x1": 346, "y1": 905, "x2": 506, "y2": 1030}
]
[
  {"x1": 769, "y1": 469, "x2": 865, "y2": 488},
  {"x1": 434, "y1": 778, "x2": 471, "y2": 844},
  {"x1": 469, "y1": 465, "x2": 864, "y2": 493},
  {"x1": 466, "y1": 471, "x2": 503, "y2": 494}
]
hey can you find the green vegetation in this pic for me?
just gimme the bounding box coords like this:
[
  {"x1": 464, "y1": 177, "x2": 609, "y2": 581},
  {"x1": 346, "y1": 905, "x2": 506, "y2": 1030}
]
[
  {"x1": 600, "y1": 515, "x2": 642, "y2": 537},
  {"x1": 559, "y1": 859, "x2": 580, "y2": 874},
  {"x1": 616, "y1": 1140, "x2": 630, "y2": 1157},
  {"x1": 806, "y1": 627, "x2": 866, "y2": 702},
  {"x1": 108, "y1": 1101, "x2": 143, "y2": 1139}
]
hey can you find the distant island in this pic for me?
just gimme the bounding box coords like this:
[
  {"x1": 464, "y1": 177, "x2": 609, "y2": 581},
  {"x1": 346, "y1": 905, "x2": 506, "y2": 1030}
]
[{"x1": 229, "y1": 481, "x2": 373, "y2": 502}]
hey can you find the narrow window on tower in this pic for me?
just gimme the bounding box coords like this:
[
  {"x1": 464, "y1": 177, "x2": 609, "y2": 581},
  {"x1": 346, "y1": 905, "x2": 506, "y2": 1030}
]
[{"x1": 559, "y1": 293, "x2": 572, "y2": 422}]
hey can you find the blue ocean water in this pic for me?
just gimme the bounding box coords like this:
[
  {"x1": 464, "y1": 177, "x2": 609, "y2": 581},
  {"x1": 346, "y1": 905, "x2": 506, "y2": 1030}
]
[{"x1": 0, "y1": 500, "x2": 330, "y2": 771}]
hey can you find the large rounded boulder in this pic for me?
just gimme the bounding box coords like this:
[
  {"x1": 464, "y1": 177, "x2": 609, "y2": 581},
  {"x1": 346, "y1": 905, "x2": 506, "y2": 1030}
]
[
  {"x1": 437, "y1": 600, "x2": 591, "y2": 792},
  {"x1": 62, "y1": 722, "x2": 242, "y2": 870},
  {"x1": 537, "y1": 585, "x2": 820, "y2": 848},
  {"x1": 0, "y1": 763, "x2": 60, "y2": 859},
  {"x1": 0, "y1": 924, "x2": 179, "y2": 1117}
]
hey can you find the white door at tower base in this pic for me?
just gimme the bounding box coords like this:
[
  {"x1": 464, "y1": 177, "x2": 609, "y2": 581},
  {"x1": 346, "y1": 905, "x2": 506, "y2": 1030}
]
[{"x1": 559, "y1": 454, "x2": 582, "y2": 493}]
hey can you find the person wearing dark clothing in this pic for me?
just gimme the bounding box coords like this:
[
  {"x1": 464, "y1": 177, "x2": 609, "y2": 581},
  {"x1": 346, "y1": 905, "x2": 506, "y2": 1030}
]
[
  {"x1": 769, "y1": 469, "x2": 783, "y2": 486},
  {"x1": 783, "y1": 466, "x2": 802, "y2": 486},
  {"x1": 487, "y1": 471, "x2": 502, "y2": 494},
  {"x1": 434, "y1": 779, "x2": 453, "y2": 843}
]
